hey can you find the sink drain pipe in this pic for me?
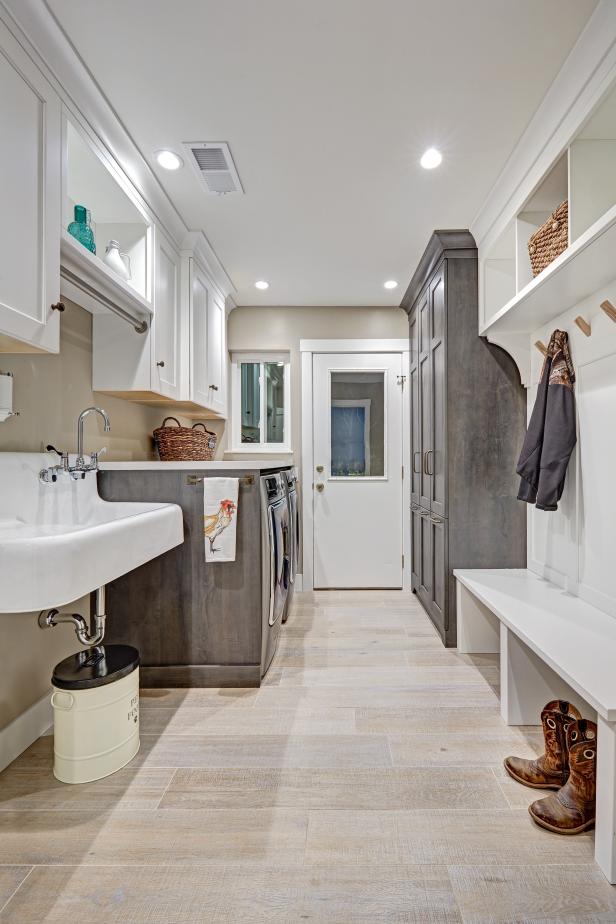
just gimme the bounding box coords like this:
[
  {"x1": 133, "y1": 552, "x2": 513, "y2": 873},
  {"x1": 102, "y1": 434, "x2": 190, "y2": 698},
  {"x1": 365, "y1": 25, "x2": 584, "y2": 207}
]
[{"x1": 38, "y1": 586, "x2": 107, "y2": 646}]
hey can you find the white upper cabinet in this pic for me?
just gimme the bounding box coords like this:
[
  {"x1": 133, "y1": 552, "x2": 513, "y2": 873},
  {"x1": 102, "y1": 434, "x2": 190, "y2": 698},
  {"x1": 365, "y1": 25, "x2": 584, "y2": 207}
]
[
  {"x1": 206, "y1": 291, "x2": 226, "y2": 416},
  {"x1": 152, "y1": 231, "x2": 181, "y2": 401},
  {"x1": 0, "y1": 20, "x2": 61, "y2": 352},
  {"x1": 189, "y1": 256, "x2": 227, "y2": 416}
]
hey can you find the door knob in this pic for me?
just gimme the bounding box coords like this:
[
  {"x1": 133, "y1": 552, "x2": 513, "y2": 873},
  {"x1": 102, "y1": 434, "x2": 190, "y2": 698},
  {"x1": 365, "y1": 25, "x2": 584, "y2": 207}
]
[
  {"x1": 316, "y1": 465, "x2": 324, "y2": 473},
  {"x1": 315, "y1": 483, "x2": 324, "y2": 492},
  {"x1": 156, "y1": 360, "x2": 165, "y2": 367}
]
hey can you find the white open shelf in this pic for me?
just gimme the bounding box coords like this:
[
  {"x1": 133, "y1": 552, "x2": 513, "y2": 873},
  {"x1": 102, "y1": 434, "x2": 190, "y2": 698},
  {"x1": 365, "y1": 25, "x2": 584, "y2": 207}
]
[
  {"x1": 61, "y1": 117, "x2": 153, "y2": 319},
  {"x1": 481, "y1": 202, "x2": 616, "y2": 336},
  {"x1": 481, "y1": 81, "x2": 616, "y2": 341},
  {"x1": 60, "y1": 229, "x2": 152, "y2": 320}
]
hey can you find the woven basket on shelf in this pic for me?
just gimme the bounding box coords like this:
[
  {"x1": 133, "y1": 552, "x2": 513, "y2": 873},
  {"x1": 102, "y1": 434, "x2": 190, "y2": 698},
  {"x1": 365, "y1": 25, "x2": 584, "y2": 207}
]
[
  {"x1": 153, "y1": 417, "x2": 217, "y2": 462},
  {"x1": 527, "y1": 200, "x2": 568, "y2": 277}
]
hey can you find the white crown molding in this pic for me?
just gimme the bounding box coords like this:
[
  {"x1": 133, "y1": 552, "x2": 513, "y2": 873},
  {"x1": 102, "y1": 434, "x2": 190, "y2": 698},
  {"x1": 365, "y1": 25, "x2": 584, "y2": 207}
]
[
  {"x1": 0, "y1": 0, "x2": 236, "y2": 299},
  {"x1": 472, "y1": 0, "x2": 616, "y2": 253}
]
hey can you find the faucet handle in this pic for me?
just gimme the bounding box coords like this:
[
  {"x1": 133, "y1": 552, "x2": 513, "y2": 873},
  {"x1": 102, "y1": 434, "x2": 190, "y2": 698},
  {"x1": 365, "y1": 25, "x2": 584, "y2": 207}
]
[{"x1": 46, "y1": 444, "x2": 70, "y2": 472}]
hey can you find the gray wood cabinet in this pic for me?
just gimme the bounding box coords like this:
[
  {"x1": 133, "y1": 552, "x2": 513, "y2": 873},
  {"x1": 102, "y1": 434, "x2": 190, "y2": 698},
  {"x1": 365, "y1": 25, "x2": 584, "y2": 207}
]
[
  {"x1": 403, "y1": 231, "x2": 526, "y2": 646},
  {"x1": 97, "y1": 467, "x2": 274, "y2": 687}
]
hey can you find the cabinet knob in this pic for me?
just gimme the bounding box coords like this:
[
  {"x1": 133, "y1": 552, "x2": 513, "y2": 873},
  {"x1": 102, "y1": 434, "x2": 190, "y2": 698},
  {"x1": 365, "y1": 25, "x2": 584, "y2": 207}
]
[
  {"x1": 209, "y1": 384, "x2": 219, "y2": 391},
  {"x1": 156, "y1": 361, "x2": 165, "y2": 368},
  {"x1": 51, "y1": 301, "x2": 65, "y2": 312}
]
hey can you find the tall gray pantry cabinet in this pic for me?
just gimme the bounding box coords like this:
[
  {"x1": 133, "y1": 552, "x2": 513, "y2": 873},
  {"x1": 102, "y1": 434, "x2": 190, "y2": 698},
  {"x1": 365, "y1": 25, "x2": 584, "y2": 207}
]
[{"x1": 402, "y1": 231, "x2": 526, "y2": 646}]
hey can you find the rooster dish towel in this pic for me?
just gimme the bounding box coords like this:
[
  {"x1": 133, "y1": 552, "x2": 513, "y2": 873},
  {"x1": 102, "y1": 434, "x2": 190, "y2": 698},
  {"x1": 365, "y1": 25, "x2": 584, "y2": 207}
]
[{"x1": 203, "y1": 477, "x2": 239, "y2": 562}]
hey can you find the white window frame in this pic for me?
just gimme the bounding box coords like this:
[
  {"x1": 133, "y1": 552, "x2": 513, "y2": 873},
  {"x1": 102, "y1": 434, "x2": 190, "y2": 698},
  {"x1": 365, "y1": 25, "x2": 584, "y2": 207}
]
[{"x1": 231, "y1": 351, "x2": 292, "y2": 453}]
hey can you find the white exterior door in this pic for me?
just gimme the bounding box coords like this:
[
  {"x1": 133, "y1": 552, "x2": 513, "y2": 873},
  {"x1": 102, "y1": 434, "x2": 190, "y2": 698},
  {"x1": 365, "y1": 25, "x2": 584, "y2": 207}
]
[{"x1": 312, "y1": 352, "x2": 403, "y2": 588}]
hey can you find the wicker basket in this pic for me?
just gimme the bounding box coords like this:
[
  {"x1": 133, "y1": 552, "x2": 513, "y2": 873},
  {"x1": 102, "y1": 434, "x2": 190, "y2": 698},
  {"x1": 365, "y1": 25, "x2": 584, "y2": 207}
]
[
  {"x1": 528, "y1": 200, "x2": 568, "y2": 277},
  {"x1": 153, "y1": 417, "x2": 217, "y2": 462}
]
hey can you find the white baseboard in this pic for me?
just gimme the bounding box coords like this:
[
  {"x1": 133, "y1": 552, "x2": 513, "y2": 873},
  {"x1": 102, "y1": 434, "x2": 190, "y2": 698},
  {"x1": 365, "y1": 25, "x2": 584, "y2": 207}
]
[{"x1": 0, "y1": 690, "x2": 52, "y2": 773}]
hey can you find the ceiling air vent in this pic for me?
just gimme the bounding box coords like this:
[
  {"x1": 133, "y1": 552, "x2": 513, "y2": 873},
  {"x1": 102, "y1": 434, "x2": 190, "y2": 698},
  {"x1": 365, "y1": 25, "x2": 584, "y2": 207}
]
[{"x1": 183, "y1": 141, "x2": 244, "y2": 195}]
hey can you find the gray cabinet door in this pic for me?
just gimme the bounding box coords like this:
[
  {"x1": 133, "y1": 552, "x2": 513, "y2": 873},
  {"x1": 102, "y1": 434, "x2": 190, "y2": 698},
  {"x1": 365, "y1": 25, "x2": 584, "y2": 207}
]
[
  {"x1": 418, "y1": 287, "x2": 432, "y2": 511},
  {"x1": 409, "y1": 307, "x2": 421, "y2": 507},
  {"x1": 410, "y1": 505, "x2": 422, "y2": 590},
  {"x1": 429, "y1": 267, "x2": 447, "y2": 518},
  {"x1": 416, "y1": 508, "x2": 432, "y2": 614},
  {"x1": 428, "y1": 514, "x2": 448, "y2": 637}
]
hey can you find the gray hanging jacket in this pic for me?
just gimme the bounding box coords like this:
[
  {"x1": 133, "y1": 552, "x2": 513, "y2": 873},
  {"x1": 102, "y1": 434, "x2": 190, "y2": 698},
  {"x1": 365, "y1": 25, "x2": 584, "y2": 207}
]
[{"x1": 516, "y1": 329, "x2": 576, "y2": 511}]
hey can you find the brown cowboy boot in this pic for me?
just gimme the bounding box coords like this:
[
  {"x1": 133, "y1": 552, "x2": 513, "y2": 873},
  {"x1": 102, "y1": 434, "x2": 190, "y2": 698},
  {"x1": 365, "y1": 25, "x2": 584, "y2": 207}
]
[
  {"x1": 529, "y1": 718, "x2": 597, "y2": 834},
  {"x1": 504, "y1": 700, "x2": 581, "y2": 789}
]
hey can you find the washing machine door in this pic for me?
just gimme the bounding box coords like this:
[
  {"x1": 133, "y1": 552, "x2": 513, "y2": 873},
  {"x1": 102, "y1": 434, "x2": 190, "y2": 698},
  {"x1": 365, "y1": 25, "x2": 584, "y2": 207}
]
[
  {"x1": 288, "y1": 488, "x2": 298, "y2": 583},
  {"x1": 267, "y1": 497, "x2": 289, "y2": 626}
]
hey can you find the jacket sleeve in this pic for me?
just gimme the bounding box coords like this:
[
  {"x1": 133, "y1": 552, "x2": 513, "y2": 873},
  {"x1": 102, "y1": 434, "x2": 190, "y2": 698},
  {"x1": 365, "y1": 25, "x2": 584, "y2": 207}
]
[
  {"x1": 535, "y1": 379, "x2": 576, "y2": 511},
  {"x1": 516, "y1": 360, "x2": 550, "y2": 504}
]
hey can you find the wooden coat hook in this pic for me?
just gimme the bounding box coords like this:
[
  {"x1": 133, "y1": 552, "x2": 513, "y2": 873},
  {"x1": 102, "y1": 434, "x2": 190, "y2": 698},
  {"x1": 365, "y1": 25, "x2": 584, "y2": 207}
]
[
  {"x1": 600, "y1": 300, "x2": 616, "y2": 323},
  {"x1": 534, "y1": 340, "x2": 548, "y2": 356},
  {"x1": 574, "y1": 316, "x2": 591, "y2": 337}
]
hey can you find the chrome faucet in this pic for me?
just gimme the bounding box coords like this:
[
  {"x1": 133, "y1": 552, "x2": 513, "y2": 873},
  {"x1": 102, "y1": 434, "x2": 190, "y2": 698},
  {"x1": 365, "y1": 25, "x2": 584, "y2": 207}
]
[
  {"x1": 76, "y1": 406, "x2": 111, "y2": 469},
  {"x1": 40, "y1": 407, "x2": 111, "y2": 483}
]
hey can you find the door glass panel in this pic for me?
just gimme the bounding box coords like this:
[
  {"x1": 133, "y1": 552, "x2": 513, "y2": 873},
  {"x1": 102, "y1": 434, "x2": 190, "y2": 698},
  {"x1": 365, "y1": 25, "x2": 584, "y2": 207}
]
[
  {"x1": 241, "y1": 362, "x2": 260, "y2": 443},
  {"x1": 330, "y1": 371, "x2": 385, "y2": 477},
  {"x1": 265, "y1": 362, "x2": 285, "y2": 443}
]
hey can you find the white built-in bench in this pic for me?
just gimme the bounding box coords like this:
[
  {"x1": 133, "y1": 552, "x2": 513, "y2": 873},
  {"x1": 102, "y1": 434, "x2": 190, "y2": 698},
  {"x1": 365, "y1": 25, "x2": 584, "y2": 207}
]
[{"x1": 455, "y1": 568, "x2": 616, "y2": 884}]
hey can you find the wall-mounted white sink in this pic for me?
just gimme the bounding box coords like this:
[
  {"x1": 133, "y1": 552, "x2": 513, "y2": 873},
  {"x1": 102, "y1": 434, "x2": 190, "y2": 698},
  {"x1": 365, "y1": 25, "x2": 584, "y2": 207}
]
[{"x1": 0, "y1": 452, "x2": 184, "y2": 613}]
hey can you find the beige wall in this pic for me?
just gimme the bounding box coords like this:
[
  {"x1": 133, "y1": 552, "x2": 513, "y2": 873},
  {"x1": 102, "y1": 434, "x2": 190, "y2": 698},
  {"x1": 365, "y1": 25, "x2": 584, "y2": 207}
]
[
  {"x1": 0, "y1": 300, "x2": 224, "y2": 738},
  {"x1": 226, "y1": 306, "x2": 408, "y2": 465},
  {"x1": 0, "y1": 299, "x2": 225, "y2": 459}
]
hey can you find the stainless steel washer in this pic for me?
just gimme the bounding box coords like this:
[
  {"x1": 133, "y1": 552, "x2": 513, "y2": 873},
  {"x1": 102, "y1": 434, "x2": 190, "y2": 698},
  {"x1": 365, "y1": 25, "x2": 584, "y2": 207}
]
[
  {"x1": 282, "y1": 467, "x2": 300, "y2": 623},
  {"x1": 260, "y1": 472, "x2": 289, "y2": 676}
]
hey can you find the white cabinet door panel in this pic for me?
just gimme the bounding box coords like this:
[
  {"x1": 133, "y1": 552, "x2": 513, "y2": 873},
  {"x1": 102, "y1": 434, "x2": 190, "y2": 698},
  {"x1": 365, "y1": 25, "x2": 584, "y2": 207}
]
[
  {"x1": 190, "y1": 260, "x2": 210, "y2": 407},
  {"x1": 0, "y1": 22, "x2": 61, "y2": 351},
  {"x1": 206, "y1": 292, "x2": 226, "y2": 415},
  {"x1": 153, "y1": 233, "x2": 180, "y2": 399}
]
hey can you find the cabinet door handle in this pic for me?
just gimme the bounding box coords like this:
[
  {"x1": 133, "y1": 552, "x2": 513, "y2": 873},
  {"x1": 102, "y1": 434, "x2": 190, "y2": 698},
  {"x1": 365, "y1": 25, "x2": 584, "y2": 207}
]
[
  {"x1": 419, "y1": 510, "x2": 430, "y2": 518},
  {"x1": 156, "y1": 360, "x2": 165, "y2": 368},
  {"x1": 209, "y1": 384, "x2": 219, "y2": 391},
  {"x1": 430, "y1": 515, "x2": 443, "y2": 524},
  {"x1": 411, "y1": 503, "x2": 420, "y2": 511},
  {"x1": 424, "y1": 449, "x2": 433, "y2": 476},
  {"x1": 412, "y1": 451, "x2": 421, "y2": 474},
  {"x1": 51, "y1": 301, "x2": 65, "y2": 312}
]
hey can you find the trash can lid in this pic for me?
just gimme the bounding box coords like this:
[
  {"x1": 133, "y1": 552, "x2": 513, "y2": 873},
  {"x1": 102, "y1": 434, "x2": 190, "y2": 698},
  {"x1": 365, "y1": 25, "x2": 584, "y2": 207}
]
[{"x1": 52, "y1": 645, "x2": 139, "y2": 690}]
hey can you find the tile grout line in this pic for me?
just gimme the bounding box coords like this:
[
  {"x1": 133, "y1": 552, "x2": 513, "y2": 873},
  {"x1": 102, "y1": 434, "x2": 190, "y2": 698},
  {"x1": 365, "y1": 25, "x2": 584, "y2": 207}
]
[{"x1": 0, "y1": 865, "x2": 35, "y2": 916}]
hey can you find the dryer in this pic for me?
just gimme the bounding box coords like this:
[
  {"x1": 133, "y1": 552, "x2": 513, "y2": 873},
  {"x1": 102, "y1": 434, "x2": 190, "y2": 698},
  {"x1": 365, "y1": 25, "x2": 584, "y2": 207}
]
[
  {"x1": 260, "y1": 472, "x2": 289, "y2": 676},
  {"x1": 282, "y1": 467, "x2": 299, "y2": 623}
]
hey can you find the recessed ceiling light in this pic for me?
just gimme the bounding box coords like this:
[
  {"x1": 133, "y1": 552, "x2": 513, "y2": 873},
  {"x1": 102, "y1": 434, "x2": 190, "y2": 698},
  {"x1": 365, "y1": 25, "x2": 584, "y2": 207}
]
[
  {"x1": 384, "y1": 280, "x2": 398, "y2": 290},
  {"x1": 154, "y1": 150, "x2": 183, "y2": 171},
  {"x1": 420, "y1": 148, "x2": 442, "y2": 170},
  {"x1": 254, "y1": 280, "x2": 269, "y2": 290}
]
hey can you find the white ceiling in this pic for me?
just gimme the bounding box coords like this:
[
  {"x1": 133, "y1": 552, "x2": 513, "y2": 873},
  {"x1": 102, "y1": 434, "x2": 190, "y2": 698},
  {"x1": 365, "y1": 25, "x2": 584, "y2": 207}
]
[{"x1": 47, "y1": 0, "x2": 597, "y2": 306}]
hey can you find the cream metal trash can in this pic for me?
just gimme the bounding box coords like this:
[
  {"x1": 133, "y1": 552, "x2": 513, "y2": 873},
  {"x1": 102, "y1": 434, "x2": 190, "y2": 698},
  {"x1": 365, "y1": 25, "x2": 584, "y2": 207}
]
[{"x1": 51, "y1": 645, "x2": 140, "y2": 784}]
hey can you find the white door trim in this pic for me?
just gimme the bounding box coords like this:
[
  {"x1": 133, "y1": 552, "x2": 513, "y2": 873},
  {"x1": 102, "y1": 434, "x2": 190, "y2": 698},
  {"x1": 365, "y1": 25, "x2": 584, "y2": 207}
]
[
  {"x1": 300, "y1": 338, "x2": 408, "y2": 354},
  {"x1": 301, "y1": 339, "x2": 410, "y2": 592}
]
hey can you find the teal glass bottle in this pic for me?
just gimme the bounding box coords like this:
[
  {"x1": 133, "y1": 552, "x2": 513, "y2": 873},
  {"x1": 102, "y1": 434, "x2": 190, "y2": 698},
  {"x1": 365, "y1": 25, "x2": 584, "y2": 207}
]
[{"x1": 67, "y1": 204, "x2": 96, "y2": 254}]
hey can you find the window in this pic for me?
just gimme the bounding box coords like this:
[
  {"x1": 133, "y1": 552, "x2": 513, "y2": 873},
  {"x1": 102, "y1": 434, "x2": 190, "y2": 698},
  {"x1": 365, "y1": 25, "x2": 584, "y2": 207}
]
[
  {"x1": 330, "y1": 371, "x2": 385, "y2": 477},
  {"x1": 231, "y1": 353, "x2": 291, "y2": 452}
]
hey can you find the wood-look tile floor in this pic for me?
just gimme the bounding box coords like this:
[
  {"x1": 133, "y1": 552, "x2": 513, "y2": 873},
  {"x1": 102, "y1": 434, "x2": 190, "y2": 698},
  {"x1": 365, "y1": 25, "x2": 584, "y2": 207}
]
[{"x1": 1, "y1": 591, "x2": 614, "y2": 922}]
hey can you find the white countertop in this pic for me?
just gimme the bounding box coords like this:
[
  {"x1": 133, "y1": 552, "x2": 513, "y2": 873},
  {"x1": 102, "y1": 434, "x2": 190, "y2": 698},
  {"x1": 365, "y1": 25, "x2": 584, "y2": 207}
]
[{"x1": 100, "y1": 460, "x2": 293, "y2": 471}]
